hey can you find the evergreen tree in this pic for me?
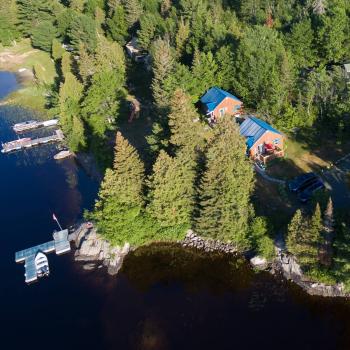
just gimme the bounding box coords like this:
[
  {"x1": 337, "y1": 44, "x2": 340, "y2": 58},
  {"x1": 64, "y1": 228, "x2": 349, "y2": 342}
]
[
  {"x1": 147, "y1": 150, "x2": 196, "y2": 228},
  {"x1": 175, "y1": 17, "x2": 190, "y2": 58},
  {"x1": 90, "y1": 132, "x2": 146, "y2": 244},
  {"x1": 78, "y1": 43, "x2": 96, "y2": 83},
  {"x1": 17, "y1": 0, "x2": 62, "y2": 36},
  {"x1": 317, "y1": 4, "x2": 347, "y2": 63},
  {"x1": 194, "y1": 116, "x2": 255, "y2": 248},
  {"x1": 285, "y1": 18, "x2": 317, "y2": 69},
  {"x1": 216, "y1": 46, "x2": 235, "y2": 91},
  {"x1": 106, "y1": 5, "x2": 128, "y2": 44},
  {"x1": 286, "y1": 209, "x2": 305, "y2": 257},
  {"x1": 137, "y1": 13, "x2": 157, "y2": 50},
  {"x1": 168, "y1": 89, "x2": 205, "y2": 153},
  {"x1": 151, "y1": 38, "x2": 174, "y2": 112},
  {"x1": 68, "y1": 13, "x2": 97, "y2": 52},
  {"x1": 123, "y1": 0, "x2": 142, "y2": 27},
  {"x1": 286, "y1": 205, "x2": 323, "y2": 269},
  {"x1": 61, "y1": 52, "x2": 73, "y2": 78},
  {"x1": 69, "y1": 0, "x2": 86, "y2": 11},
  {"x1": 31, "y1": 21, "x2": 58, "y2": 52},
  {"x1": 0, "y1": 0, "x2": 19, "y2": 45},
  {"x1": 234, "y1": 26, "x2": 293, "y2": 118},
  {"x1": 52, "y1": 38, "x2": 65, "y2": 61},
  {"x1": 58, "y1": 72, "x2": 86, "y2": 151},
  {"x1": 191, "y1": 50, "x2": 219, "y2": 99},
  {"x1": 82, "y1": 70, "x2": 124, "y2": 137},
  {"x1": 320, "y1": 197, "x2": 335, "y2": 266},
  {"x1": 94, "y1": 36, "x2": 126, "y2": 77}
]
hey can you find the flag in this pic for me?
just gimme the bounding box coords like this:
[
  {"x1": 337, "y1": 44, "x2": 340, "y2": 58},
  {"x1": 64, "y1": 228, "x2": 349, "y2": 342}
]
[{"x1": 52, "y1": 213, "x2": 58, "y2": 221}]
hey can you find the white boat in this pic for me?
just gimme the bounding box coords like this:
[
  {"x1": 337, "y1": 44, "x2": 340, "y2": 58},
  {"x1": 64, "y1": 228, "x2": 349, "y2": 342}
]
[
  {"x1": 42, "y1": 119, "x2": 59, "y2": 127},
  {"x1": 54, "y1": 150, "x2": 73, "y2": 160},
  {"x1": 13, "y1": 119, "x2": 59, "y2": 132},
  {"x1": 35, "y1": 252, "x2": 50, "y2": 277}
]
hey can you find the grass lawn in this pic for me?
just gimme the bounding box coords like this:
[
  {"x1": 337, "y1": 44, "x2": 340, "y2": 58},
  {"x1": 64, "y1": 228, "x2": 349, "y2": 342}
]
[
  {"x1": 266, "y1": 129, "x2": 350, "y2": 180},
  {"x1": 0, "y1": 39, "x2": 57, "y2": 113}
]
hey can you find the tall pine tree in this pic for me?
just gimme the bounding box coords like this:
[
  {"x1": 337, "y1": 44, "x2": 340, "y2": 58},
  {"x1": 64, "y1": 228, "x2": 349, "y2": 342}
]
[
  {"x1": 147, "y1": 150, "x2": 196, "y2": 229},
  {"x1": 194, "y1": 116, "x2": 255, "y2": 248},
  {"x1": 91, "y1": 132, "x2": 145, "y2": 244}
]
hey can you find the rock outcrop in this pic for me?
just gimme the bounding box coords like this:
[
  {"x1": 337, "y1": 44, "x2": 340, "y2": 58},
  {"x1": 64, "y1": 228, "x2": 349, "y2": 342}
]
[
  {"x1": 72, "y1": 224, "x2": 130, "y2": 275},
  {"x1": 275, "y1": 250, "x2": 349, "y2": 298},
  {"x1": 182, "y1": 230, "x2": 237, "y2": 254}
]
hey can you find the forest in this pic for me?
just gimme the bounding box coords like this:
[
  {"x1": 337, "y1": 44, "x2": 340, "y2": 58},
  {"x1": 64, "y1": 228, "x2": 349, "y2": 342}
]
[{"x1": 1, "y1": 0, "x2": 350, "y2": 288}]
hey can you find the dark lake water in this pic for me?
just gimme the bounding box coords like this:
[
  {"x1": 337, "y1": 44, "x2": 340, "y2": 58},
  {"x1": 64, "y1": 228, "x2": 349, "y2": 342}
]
[{"x1": 1, "y1": 71, "x2": 350, "y2": 350}]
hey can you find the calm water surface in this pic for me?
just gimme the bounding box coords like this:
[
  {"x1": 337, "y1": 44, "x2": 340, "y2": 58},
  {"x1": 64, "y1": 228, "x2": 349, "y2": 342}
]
[{"x1": 1, "y1": 71, "x2": 350, "y2": 350}]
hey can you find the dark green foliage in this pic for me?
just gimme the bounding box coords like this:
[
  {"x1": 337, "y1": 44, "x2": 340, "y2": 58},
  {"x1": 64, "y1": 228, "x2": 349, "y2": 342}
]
[
  {"x1": 106, "y1": 5, "x2": 128, "y2": 44},
  {"x1": 52, "y1": 39, "x2": 65, "y2": 60},
  {"x1": 194, "y1": 117, "x2": 255, "y2": 248},
  {"x1": 147, "y1": 150, "x2": 196, "y2": 228},
  {"x1": 82, "y1": 70, "x2": 124, "y2": 137},
  {"x1": 17, "y1": 0, "x2": 55, "y2": 35},
  {"x1": 285, "y1": 19, "x2": 317, "y2": 69},
  {"x1": 0, "y1": 0, "x2": 19, "y2": 45},
  {"x1": 31, "y1": 21, "x2": 58, "y2": 52},
  {"x1": 234, "y1": 26, "x2": 294, "y2": 119},
  {"x1": 168, "y1": 89, "x2": 206, "y2": 153},
  {"x1": 250, "y1": 217, "x2": 275, "y2": 260},
  {"x1": 68, "y1": 13, "x2": 97, "y2": 52},
  {"x1": 287, "y1": 205, "x2": 323, "y2": 271},
  {"x1": 151, "y1": 37, "x2": 174, "y2": 112}
]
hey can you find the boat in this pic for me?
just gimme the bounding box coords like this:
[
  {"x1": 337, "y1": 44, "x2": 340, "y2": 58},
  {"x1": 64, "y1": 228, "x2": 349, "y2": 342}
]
[
  {"x1": 35, "y1": 252, "x2": 50, "y2": 278},
  {"x1": 54, "y1": 150, "x2": 73, "y2": 160},
  {"x1": 13, "y1": 120, "x2": 37, "y2": 131},
  {"x1": 13, "y1": 119, "x2": 59, "y2": 133}
]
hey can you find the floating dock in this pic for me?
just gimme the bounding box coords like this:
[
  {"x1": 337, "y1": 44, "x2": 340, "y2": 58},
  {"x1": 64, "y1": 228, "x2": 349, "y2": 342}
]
[
  {"x1": 15, "y1": 229, "x2": 71, "y2": 283},
  {"x1": 1, "y1": 129, "x2": 64, "y2": 154},
  {"x1": 13, "y1": 119, "x2": 59, "y2": 133}
]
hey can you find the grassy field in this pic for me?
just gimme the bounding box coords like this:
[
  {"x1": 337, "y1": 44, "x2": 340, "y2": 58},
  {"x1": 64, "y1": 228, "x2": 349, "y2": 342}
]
[{"x1": 0, "y1": 39, "x2": 57, "y2": 113}]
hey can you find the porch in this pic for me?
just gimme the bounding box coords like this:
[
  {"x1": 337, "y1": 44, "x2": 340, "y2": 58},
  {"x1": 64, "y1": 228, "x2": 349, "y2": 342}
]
[{"x1": 256, "y1": 144, "x2": 284, "y2": 164}]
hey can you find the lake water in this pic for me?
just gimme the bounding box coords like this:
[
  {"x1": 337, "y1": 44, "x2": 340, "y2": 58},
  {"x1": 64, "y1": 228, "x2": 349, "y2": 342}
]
[{"x1": 1, "y1": 71, "x2": 350, "y2": 350}]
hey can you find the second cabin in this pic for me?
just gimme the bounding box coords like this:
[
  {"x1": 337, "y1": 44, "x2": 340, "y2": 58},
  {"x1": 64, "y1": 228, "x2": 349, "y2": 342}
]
[
  {"x1": 200, "y1": 87, "x2": 243, "y2": 123},
  {"x1": 240, "y1": 116, "x2": 284, "y2": 164}
]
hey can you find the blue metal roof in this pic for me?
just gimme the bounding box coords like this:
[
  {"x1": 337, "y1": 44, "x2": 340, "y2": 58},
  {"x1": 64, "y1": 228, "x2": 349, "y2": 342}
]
[
  {"x1": 240, "y1": 116, "x2": 281, "y2": 150},
  {"x1": 200, "y1": 87, "x2": 242, "y2": 113}
]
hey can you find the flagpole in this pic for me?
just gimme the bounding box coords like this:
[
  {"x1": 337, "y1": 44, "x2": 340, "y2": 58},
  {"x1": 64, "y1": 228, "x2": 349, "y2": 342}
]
[{"x1": 53, "y1": 213, "x2": 63, "y2": 231}]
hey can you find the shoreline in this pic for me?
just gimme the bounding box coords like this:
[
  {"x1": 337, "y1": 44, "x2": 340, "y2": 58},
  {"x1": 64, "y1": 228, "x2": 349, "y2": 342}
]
[{"x1": 73, "y1": 226, "x2": 350, "y2": 298}]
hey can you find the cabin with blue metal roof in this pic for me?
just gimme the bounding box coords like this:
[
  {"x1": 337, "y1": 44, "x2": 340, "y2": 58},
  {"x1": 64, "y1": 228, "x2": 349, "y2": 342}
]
[
  {"x1": 200, "y1": 87, "x2": 243, "y2": 122},
  {"x1": 240, "y1": 116, "x2": 284, "y2": 163}
]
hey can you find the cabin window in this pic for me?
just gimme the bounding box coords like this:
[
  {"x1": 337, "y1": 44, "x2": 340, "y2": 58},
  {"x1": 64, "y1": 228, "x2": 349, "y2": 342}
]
[
  {"x1": 233, "y1": 105, "x2": 241, "y2": 112},
  {"x1": 219, "y1": 108, "x2": 226, "y2": 117},
  {"x1": 273, "y1": 138, "x2": 281, "y2": 145}
]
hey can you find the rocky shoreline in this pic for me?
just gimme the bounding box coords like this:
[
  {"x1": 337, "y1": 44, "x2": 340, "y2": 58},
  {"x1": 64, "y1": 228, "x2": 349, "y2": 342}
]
[
  {"x1": 273, "y1": 251, "x2": 350, "y2": 298},
  {"x1": 71, "y1": 223, "x2": 130, "y2": 275},
  {"x1": 72, "y1": 225, "x2": 349, "y2": 298}
]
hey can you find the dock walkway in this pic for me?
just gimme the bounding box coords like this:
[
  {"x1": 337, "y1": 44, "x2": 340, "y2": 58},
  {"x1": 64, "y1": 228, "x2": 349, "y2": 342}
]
[
  {"x1": 15, "y1": 229, "x2": 71, "y2": 283},
  {"x1": 2, "y1": 129, "x2": 64, "y2": 154}
]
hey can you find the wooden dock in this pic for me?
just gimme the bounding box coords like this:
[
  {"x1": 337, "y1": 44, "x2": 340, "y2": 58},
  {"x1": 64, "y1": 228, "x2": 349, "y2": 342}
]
[
  {"x1": 15, "y1": 229, "x2": 71, "y2": 283},
  {"x1": 1, "y1": 129, "x2": 64, "y2": 154}
]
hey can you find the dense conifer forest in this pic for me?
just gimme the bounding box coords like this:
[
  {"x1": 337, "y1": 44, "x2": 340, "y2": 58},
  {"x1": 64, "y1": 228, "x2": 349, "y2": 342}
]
[{"x1": 1, "y1": 0, "x2": 350, "y2": 288}]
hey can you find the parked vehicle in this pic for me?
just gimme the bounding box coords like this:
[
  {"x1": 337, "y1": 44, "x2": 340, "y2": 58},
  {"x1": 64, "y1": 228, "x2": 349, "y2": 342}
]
[
  {"x1": 288, "y1": 172, "x2": 317, "y2": 192},
  {"x1": 298, "y1": 180, "x2": 325, "y2": 203}
]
